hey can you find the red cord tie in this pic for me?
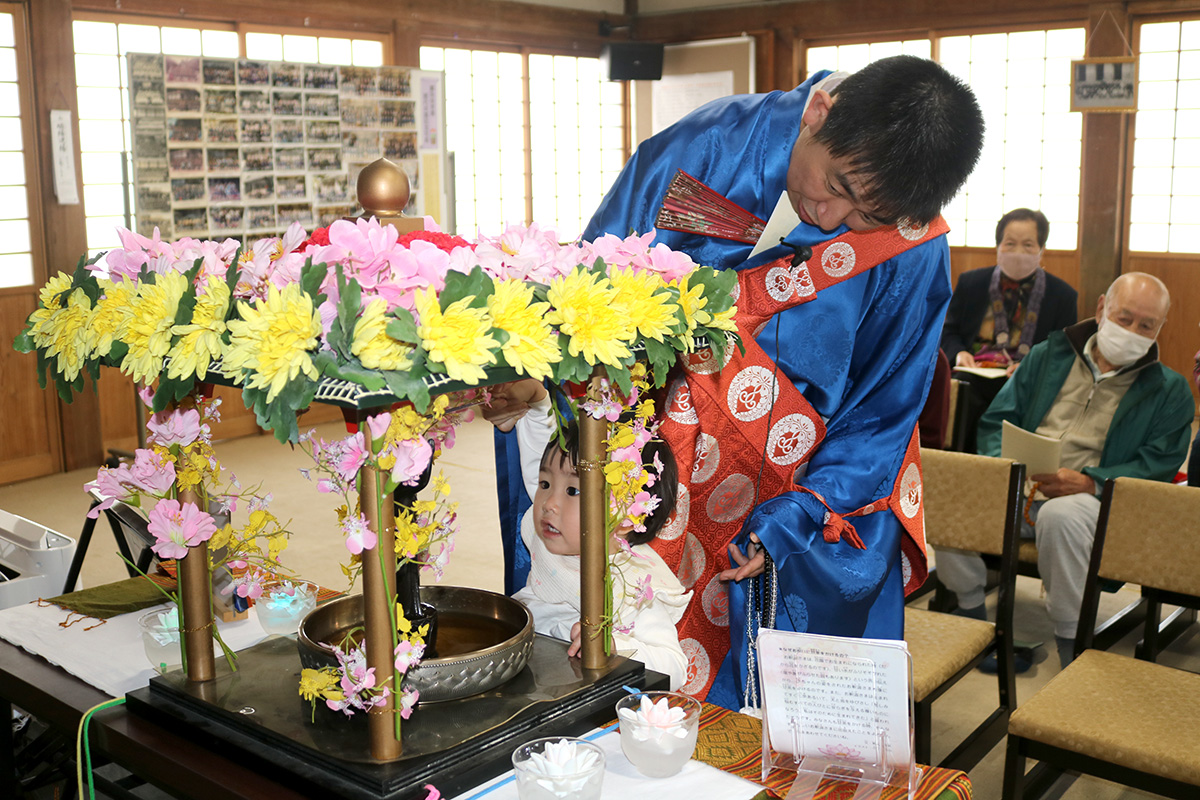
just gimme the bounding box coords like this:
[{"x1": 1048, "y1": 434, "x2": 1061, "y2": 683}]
[{"x1": 822, "y1": 511, "x2": 866, "y2": 550}]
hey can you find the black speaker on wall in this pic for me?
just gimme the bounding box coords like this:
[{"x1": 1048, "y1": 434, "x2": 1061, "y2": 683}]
[{"x1": 600, "y1": 42, "x2": 664, "y2": 81}]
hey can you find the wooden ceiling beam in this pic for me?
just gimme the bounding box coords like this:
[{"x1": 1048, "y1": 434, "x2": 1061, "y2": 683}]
[{"x1": 633, "y1": 0, "x2": 1093, "y2": 44}]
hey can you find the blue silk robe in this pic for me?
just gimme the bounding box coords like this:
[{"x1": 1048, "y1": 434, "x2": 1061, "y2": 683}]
[{"x1": 582, "y1": 71, "x2": 952, "y2": 709}]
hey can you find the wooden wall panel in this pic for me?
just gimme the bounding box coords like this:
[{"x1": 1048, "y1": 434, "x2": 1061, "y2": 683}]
[
  {"x1": 0, "y1": 292, "x2": 61, "y2": 484},
  {"x1": 1123, "y1": 255, "x2": 1200, "y2": 405}
]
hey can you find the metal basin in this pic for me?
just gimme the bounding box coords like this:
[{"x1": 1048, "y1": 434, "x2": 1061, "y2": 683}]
[{"x1": 296, "y1": 585, "x2": 534, "y2": 702}]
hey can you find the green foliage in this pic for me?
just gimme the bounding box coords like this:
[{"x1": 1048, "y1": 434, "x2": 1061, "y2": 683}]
[{"x1": 439, "y1": 266, "x2": 493, "y2": 310}]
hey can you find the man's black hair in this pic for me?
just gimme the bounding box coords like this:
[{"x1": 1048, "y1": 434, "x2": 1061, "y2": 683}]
[
  {"x1": 813, "y1": 54, "x2": 985, "y2": 226},
  {"x1": 540, "y1": 419, "x2": 678, "y2": 546},
  {"x1": 995, "y1": 207, "x2": 1049, "y2": 249}
]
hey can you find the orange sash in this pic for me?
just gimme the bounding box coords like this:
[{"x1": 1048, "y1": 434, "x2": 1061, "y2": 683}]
[{"x1": 655, "y1": 217, "x2": 945, "y2": 699}]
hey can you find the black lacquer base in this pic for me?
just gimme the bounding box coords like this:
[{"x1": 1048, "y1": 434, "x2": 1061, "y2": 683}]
[{"x1": 125, "y1": 634, "x2": 666, "y2": 800}]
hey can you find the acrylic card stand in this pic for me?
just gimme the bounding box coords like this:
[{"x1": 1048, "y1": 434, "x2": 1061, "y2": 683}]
[{"x1": 756, "y1": 628, "x2": 920, "y2": 799}]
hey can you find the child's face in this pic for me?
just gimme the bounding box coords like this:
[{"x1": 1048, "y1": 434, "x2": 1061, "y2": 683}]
[{"x1": 533, "y1": 454, "x2": 582, "y2": 556}]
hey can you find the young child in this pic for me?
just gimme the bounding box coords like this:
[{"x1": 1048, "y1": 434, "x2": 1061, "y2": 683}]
[{"x1": 492, "y1": 381, "x2": 692, "y2": 690}]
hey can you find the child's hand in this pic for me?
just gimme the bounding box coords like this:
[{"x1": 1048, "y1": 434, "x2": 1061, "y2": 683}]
[
  {"x1": 567, "y1": 622, "x2": 582, "y2": 658},
  {"x1": 482, "y1": 380, "x2": 548, "y2": 431}
]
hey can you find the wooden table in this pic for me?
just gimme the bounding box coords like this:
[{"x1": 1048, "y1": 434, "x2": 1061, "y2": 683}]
[
  {"x1": 2, "y1": 637, "x2": 971, "y2": 800},
  {"x1": 0, "y1": 637, "x2": 311, "y2": 800}
]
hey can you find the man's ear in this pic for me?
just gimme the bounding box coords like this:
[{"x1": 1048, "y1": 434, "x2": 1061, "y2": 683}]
[{"x1": 802, "y1": 89, "x2": 835, "y2": 134}]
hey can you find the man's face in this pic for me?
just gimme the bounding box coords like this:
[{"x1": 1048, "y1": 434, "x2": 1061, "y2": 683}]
[
  {"x1": 785, "y1": 90, "x2": 888, "y2": 233},
  {"x1": 1096, "y1": 281, "x2": 1167, "y2": 340}
]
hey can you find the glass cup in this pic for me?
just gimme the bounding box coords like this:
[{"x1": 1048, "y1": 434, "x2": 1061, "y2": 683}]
[
  {"x1": 256, "y1": 580, "x2": 319, "y2": 636},
  {"x1": 511, "y1": 737, "x2": 605, "y2": 800},
  {"x1": 138, "y1": 608, "x2": 182, "y2": 675},
  {"x1": 616, "y1": 691, "x2": 702, "y2": 778}
]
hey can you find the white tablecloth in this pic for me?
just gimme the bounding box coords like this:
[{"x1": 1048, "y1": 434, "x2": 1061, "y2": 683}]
[
  {"x1": 451, "y1": 724, "x2": 762, "y2": 800},
  {"x1": 0, "y1": 598, "x2": 270, "y2": 697}
]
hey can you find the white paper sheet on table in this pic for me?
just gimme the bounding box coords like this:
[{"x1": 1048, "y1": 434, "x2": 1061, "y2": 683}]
[
  {"x1": 450, "y1": 725, "x2": 762, "y2": 800},
  {"x1": 0, "y1": 599, "x2": 270, "y2": 697}
]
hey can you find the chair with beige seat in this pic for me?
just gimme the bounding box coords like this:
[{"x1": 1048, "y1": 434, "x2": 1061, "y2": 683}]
[
  {"x1": 1002, "y1": 476, "x2": 1200, "y2": 799},
  {"x1": 906, "y1": 448, "x2": 1024, "y2": 771}
]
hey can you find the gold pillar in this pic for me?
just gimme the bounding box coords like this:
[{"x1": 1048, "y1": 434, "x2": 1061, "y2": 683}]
[
  {"x1": 177, "y1": 486, "x2": 215, "y2": 682},
  {"x1": 360, "y1": 460, "x2": 401, "y2": 760},
  {"x1": 578, "y1": 369, "x2": 610, "y2": 671}
]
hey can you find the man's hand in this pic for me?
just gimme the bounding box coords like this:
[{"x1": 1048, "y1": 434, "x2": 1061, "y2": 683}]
[
  {"x1": 955, "y1": 351, "x2": 977, "y2": 368},
  {"x1": 719, "y1": 533, "x2": 766, "y2": 581},
  {"x1": 567, "y1": 622, "x2": 582, "y2": 658},
  {"x1": 481, "y1": 379, "x2": 548, "y2": 432},
  {"x1": 1031, "y1": 468, "x2": 1095, "y2": 498}
]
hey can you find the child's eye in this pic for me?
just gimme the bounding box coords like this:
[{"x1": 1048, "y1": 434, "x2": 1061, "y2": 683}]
[
  {"x1": 566, "y1": 486, "x2": 581, "y2": 497},
  {"x1": 538, "y1": 479, "x2": 550, "y2": 490}
]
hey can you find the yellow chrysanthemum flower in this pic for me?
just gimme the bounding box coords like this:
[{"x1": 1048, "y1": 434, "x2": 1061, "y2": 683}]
[
  {"x1": 487, "y1": 279, "x2": 561, "y2": 380},
  {"x1": 27, "y1": 273, "x2": 76, "y2": 347},
  {"x1": 86, "y1": 279, "x2": 136, "y2": 359},
  {"x1": 414, "y1": 287, "x2": 498, "y2": 384},
  {"x1": 167, "y1": 275, "x2": 230, "y2": 380},
  {"x1": 671, "y1": 273, "x2": 707, "y2": 339},
  {"x1": 545, "y1": 269, "x2": 632, "y2": 367},
  {"x1": 225, "y1": 282, "x2": 321, "y2": 402},
  {"x1": 609, "y1": 269, "x2": 679, "y2": 343},
  {"x1": 709, "y1": 306, "x2": 739, "y2": 332},
  {"x1": 37, "y1": 287, "x2": 93, "y2": 382},
  {"x1": 350, "y1": 299, "x2": 414, "y2": 372},
  {"x1": 671, "y1": 273, "x2": 738, "y2": 344},
  {"x1": 119, "y1": 272, "x2": 188, "y2": 385}
]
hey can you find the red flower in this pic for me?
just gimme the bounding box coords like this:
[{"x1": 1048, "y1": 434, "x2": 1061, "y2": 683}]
[
  {"x1": 396, "y1": 229, "x2": 474, "y2": 254},
  {"x1": 299, "y1": 226, "x2": 331, "y2": 250}
]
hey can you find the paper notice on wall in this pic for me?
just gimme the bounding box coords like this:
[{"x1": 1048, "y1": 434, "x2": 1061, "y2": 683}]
[
  {"x1": 651, "y1": 71, "x2": 734, "y2": 135},
  {"x1": 420, "y1": 76, "x2": 441, "y2": 150},
  {"x1": 50, "y1": 109, "x2": 80, "y2": 205}
]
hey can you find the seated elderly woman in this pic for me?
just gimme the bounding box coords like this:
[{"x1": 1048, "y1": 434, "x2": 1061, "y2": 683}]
[
  {"x1": 940, "y1": 208, "x2": 1078, "y2": 452},
  {"x1": 942, "y1": 208, "x2": 1078, "y2": 369}
]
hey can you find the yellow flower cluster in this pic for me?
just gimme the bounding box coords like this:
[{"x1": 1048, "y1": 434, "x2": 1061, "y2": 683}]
[
  {"x1": 351, "y1": 298, "x2": 414, "y2": 372},
  {"x1": 225, "y1": 283, "x2": 321, "y2": 402},
  {"x1": 167, "y1": 276, "x2": 230, "y2": 381},
  {"x1": 545, "y1": 270, "x2": 631, "y2": 367},
  {"x1": 394, "y1": 472, "x2": 457, "y2": 560},
  {"x1": 414, "y1": 287, "x2": 498, "y2": 383},
  {"x1": 299, "y1": 667, "x2": 343, "y2": 704},
  {"x1": 121, "y1": 272, "x2": 188, "y2": 385},
  {"x1": 487, "y1": 279, "x2": 561, "y2": 380}
]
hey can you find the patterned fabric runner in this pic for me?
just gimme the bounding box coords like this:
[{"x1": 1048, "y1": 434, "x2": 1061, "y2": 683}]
[
  {"x1": 654, "y1": 217, "x2": 948, "y2": 698},
  {"x1": 693, "y1": 703, "x2": 971, "y2": 800}
]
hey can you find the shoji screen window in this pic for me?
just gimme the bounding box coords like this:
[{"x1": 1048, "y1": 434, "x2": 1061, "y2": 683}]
[
  {"x1": 938, "y1": 29, "x2": 1085, "y2": 249},
  {"x1": 806, "y1": 39, "x2": 932, "y2": 75},
  {"x1": 0, "y1": 7, "x2": 36, "y2": 289},
  {"x1": 1130, "y1": 20, "x2": 1200, "y2": 253},
  {"x1": 243, "y1": 31, "x2": 385, "y2": 67},
  {"x1": 420, "y1": 46, "x2": 624, "y2": 241},
  {"x1": 72, "y1": 19, "x2": 238, "y2": 255}
]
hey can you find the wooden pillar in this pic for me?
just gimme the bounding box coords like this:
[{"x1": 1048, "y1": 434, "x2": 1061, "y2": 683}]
[
  {"x1": 28, "y1": 0, "x2": 103, "y2": 471},
  {"x1": 1077, "y1": 3, "x2": 1131, "y2": 307},
  {"x1": 392, "y1": 19, "x2": 420, "y2": 67}
]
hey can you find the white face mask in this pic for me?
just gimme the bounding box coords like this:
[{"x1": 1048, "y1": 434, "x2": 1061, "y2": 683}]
[
  {"x1": 996, "y1": 249, "x2": 1040, "y2": 280},
  {"x1": 1095, "y1": 314, "x2": 1155, "y2": 367}
]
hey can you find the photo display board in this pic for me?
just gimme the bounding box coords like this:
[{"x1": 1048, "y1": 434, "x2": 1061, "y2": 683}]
[{"x1": 127, "y1": 53, "x2": 447, "y2": 241}]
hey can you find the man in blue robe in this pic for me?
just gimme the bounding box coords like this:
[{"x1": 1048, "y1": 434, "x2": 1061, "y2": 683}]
[{"x1": 578, "y1": 55, "x2": 984, "y2": 708}]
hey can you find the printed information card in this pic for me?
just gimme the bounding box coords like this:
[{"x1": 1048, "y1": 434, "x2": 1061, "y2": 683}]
[{"x1": 757, "y1": 628, "x2": 912, "y2": 769}]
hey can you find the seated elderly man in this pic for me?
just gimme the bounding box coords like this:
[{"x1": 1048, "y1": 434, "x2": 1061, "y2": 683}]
[{"x1": 936, "y1": 272, "x2": 1194, "y2": 668}]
